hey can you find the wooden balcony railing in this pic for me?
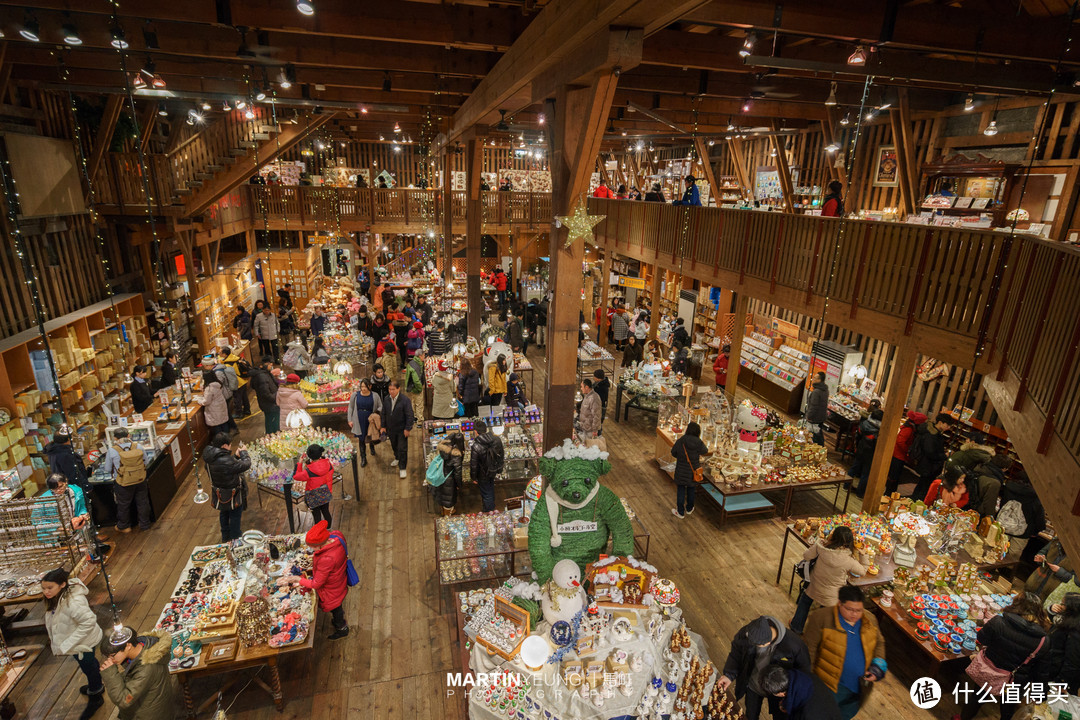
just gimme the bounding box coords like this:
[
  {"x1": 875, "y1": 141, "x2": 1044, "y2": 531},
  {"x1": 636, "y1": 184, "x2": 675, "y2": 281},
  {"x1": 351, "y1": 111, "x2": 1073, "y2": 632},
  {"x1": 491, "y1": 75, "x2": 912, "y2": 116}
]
[
  {"x1": 242, "y1": 186, "x2": 552, "y2": 228},
  {"x1": 587, "y1": 197, "x2": 1080, "y2": 461}
]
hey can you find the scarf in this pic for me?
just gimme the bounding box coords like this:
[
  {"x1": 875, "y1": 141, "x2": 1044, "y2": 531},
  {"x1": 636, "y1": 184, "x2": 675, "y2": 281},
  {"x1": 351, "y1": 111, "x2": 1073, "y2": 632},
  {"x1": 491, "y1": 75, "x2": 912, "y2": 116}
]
[{"x1": 544, "y1": 484, "x2": 599, "y2": 548}]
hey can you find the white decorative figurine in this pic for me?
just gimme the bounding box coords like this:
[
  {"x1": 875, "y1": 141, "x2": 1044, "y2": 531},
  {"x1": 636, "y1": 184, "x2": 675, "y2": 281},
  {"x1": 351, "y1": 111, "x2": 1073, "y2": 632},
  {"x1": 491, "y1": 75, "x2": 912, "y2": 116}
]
[{"x1": 540, "y1": 559, "x2": 586, "y2": 626}]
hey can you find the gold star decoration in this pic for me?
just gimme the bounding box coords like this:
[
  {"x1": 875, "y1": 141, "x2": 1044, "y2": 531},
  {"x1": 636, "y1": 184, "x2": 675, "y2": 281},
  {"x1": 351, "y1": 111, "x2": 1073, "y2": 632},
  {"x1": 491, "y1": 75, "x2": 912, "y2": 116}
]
[{"x1": 556, "y1": 200, "x2": 606, "y2": 249}]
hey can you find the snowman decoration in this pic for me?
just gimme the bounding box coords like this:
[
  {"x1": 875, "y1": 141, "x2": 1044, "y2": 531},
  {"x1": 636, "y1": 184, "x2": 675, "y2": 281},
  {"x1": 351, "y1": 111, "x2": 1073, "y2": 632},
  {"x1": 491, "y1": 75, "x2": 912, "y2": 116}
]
[
  {"x1": 735, "y1": 401, "x2": 768, "y2": 453},
  {"x1": 540, "y1": 559, "x2": 586, "y2": 626}
]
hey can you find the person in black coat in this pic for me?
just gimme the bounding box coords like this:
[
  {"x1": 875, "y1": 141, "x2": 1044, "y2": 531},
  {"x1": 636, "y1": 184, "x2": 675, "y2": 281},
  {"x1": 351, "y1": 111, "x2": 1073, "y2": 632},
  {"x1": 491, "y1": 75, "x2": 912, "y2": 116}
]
[
  {"x1": 155, "y1": 351, "x2": 178, "y2": 391},
  {"x1": 851, "y1": 409, "x2": 883, "y2": 498},
  {"x1": 671, "y1": 342, "x2": 690, "y2": 375},
  {"x1": 247, "y1": 356, "x2": 281, "y2": 434},
  {"x1": 43, "y1": 433, "x2": 89, "y2": 492},
  {"x1": 908, "y1": 413, "x2": 955, "y2": 501},
  {"x1": 233, "y1": 306, "x2": 253, "y2": 340},
  {"x1": 128, "y1": 365, "x2": 155, "y2": 414},
  {"x1": 671, "y1": 318, "x2": 691, "y2": 348},
  {"x1": 761, "y1": 666, "x2": 842, "y2": 720},
  {"x1": 592, "y1": 369, "x2": 610, "y2": 426},
  {"x1": 434, "y1": 432, "x2": 465, "y2": 514},
  {"x1": 804, "y1": 372, "x2": 829, "y2": 446},
  {"x1": 1046, "y1": 593, "x2": 1080, "y2": 695},
  {"x1": 384, "y1": 381, "x2": 414, "y2": 478},
  {"x1": 470, "y1": 420, "x2": 504, "y2": 512},
  {"x1": 1001, "y1": 470, "x2": 1047, "y2": 569},
  {"x1": 644, "y1": 183, "x2": 666, "y2": 202},
  {"x1": 719, "y1": 616, "x2": 812, "y2": 720},
  {"x1": 958, "y1": 594, "x2": 1050, "y2": 720},
  {"x1": 457, "y1": 361, "x2": 481, "y2": 417},
  {"x1": 671, "y1": 421, "x2": 709, "y2": 518},
  {"x1": 203, "y1": 432, "x2": 251, "y2": 542}
]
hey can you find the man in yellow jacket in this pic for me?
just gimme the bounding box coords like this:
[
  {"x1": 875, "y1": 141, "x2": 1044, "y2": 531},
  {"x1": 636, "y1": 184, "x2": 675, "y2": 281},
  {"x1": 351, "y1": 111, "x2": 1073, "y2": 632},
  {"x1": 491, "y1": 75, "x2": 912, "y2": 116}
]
[{"x1": 802, "y1": 585, "x2": 887, "y2": 720}]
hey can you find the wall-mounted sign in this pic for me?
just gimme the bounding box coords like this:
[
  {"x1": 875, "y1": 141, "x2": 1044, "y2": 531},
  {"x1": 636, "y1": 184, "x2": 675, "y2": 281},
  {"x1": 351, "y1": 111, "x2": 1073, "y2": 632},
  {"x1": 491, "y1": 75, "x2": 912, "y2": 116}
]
[{"x1": 617, "y1": 275, "x2": 646, "y2": 289}]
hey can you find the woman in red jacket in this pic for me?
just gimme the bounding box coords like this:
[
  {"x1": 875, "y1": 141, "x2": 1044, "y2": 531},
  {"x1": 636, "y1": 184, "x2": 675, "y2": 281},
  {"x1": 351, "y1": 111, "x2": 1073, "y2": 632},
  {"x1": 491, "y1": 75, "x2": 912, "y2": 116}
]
[
  {"x1": 887, "y1": 411, "x2": 926, "y2": 494},
  {"x1": 279, "y1": 520, "x2": 350, "y2": 640},
  {"x1": 713, "y1": 345, "x2": 730, "y2": 389},
  {"x1": 294, "y1": 444, "x2": 334, "y2": 527}
]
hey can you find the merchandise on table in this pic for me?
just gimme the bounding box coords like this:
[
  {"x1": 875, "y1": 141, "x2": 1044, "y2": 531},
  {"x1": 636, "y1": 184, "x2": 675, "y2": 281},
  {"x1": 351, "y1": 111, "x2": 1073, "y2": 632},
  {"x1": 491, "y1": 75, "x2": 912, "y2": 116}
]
[
  {"x1": 155, "y1": 535, "x2": 315, "y2": 670},
  {"x1": 827, "y1": 385, "x2": 883, "y2": 422},
  {"x1": 578, "y1": 341, "x2": 614, "y2": 361},
  {"x1": 248, "y1": 427, "x2": 352, "y2": 491},
  {"x1": 299, "y1": 371, "x2": 363, "y2": 409},
  {"x1": 423, "y1": 408, "x2": 543, "y2": 483},
  {"x1": 320, "y1": 328, "x2": 374, "y2": 366}
]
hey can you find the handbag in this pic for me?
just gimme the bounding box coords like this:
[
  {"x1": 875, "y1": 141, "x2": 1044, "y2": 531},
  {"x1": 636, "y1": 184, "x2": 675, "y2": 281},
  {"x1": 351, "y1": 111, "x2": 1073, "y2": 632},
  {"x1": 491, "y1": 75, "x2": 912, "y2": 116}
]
[
  {"x1": 967, "y1": 636, "x2": 1045, "y2": 696},
  {"x1": 795, "y1": 558, "x2": 817, "y2": 583},
  {"x1": 333, "y1": 536, "x2": 361, "y2": 587},
  {"x1": 684, "y1": 444, "x2": 704, "y2": 483},
  {"x1": 304, "y1": 485, "x2": 333, "y2": 508}
]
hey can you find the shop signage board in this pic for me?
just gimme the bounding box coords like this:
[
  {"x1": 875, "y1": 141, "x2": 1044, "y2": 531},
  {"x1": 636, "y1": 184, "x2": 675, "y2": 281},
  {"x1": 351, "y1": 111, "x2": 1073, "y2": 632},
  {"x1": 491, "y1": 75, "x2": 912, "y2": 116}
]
[{"x1": 617, "y1": 276, "x2": 646, "y2": 289}]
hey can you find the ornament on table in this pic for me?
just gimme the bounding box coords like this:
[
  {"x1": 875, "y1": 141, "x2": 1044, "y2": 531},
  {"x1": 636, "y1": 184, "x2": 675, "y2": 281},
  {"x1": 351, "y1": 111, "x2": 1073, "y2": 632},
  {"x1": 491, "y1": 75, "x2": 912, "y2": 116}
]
[
  {"x1": 541, "y1": 559, "x2": 586, "y2": 626},
  {"x1": 236, "y1": 594, "x2": 272, "y2": 647},
  {"x1": 735, "y1": 401, "x2": 768, "y2": 452}
]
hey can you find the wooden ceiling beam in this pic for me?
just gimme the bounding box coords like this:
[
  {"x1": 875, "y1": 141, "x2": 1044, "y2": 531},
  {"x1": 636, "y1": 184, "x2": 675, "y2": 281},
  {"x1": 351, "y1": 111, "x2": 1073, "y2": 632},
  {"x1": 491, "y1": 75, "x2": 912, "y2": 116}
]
[
  {"x1": 86, "y1": 94, "x2": 122, "y2": 186},
  {"x1": 0, "y1": 12, "x2": 498, "y2": 77},
  {"x1": 0, "y1": 0, "x2": 528, "y2": 52},
  {"x1": 681, "y1": 0, "x2": 1074, "y2": 67}
]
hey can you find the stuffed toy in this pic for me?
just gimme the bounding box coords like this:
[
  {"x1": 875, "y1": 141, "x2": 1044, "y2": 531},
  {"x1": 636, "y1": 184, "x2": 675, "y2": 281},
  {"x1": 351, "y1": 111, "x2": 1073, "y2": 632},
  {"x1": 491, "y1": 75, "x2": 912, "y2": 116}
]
[
  {"x1": 736, "y1": 400, "x2": 768, "y2": 452},
  {"x1": 527, "y1": 440, "x2": 634, "y2": 584}
]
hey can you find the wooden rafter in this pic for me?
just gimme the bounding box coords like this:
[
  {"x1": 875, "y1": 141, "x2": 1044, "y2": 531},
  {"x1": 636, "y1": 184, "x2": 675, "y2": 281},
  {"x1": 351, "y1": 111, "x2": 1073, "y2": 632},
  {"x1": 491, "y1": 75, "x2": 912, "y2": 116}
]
[{"x1": 87, "y1": 95, "x2": 122, "y2": 186}]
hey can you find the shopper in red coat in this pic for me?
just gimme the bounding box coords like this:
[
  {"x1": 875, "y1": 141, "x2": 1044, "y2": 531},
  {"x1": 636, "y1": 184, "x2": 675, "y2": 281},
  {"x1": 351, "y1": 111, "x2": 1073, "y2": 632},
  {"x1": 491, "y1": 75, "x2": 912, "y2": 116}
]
[
  {"x1": 279, "y1": 520, "x2": 350, "y2": 639},
  {"x1": 886, "y1": 411, "x2": 926, "y2": 494},
  {"x1": 713, "y1": 345, "x2": 730, "y2": 389},
  {"x1": 293, "y1": 444, "x2": 334, "y2": 528}
]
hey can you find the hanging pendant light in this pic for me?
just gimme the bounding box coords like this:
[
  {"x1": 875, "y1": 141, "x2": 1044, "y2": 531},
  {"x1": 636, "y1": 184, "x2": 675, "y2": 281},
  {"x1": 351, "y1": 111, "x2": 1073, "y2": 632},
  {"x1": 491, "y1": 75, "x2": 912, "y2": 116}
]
[
  {"x1": 193, "y1": 476, "x2": 210, "y2": 504},
  {"x1": 964, "y1": 93, "x2": 975, "y2": 112},
  {"x1": 285, "y1": 408, "x2": 313, "y2": 428},
  {"x1": 825, "y1": 82, "x2": 838, "y2": 107},
  {"x1": 109, "y1": 621, "x2": 133, "y2": 647},
  {"x1": 840, "y1": 112, "x2": 851, "y2": 126},
  {"x1": 58, "y1": 422, "x2": 75, "y2": 437},
  {"x1": 333, "y1": 358, "x2": 353, "y2": 375},
  {"x1": 983, "y1": 120, "x2": 999, "y2": 136}
]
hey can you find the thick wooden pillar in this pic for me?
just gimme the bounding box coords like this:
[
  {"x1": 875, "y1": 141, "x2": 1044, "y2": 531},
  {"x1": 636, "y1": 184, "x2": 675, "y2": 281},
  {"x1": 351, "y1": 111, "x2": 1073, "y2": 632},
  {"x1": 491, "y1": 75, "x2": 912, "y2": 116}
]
[
  {"x1": 770, "y1": 123, "x2": 796, "y2": 213},
  {"x1": 725, "y1": 293, "x2": 749, "y2": 398},
  {"x1": 466, "y1": 134, "x2": 484, "y2": 338},
  {"x1": 598, "y1": 249, "x2": 613, "y2": 343},
  {"x1": 542, "y1": 73, "x2": 619, "y2": 450},
  {"x1": 693, "y1": 138, "x2": 720, "y2": 208},
  {"x1": 648, "y1": 263, "x2": 661, "y2": 344},
  {"x1": 861, "y1": 342, "x2": 919, "y2": 511},
  {"x1": 442, "y1": 150, "x2": 454, "y2": 286}
]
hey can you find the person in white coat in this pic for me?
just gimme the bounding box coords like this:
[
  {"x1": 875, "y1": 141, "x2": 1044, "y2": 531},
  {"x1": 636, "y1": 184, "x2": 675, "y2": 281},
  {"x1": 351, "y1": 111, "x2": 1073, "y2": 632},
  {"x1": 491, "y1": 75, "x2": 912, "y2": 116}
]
[{"x1": 42, "y1": 567, "x2": 105, "y2": 719}]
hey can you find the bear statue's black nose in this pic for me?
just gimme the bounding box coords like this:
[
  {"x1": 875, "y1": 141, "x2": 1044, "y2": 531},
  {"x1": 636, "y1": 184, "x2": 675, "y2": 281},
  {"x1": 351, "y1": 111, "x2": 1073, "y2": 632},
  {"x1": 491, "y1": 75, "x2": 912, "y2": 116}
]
[{"x1": 572, "y1": 491, "x2": 582, "y2": 501}]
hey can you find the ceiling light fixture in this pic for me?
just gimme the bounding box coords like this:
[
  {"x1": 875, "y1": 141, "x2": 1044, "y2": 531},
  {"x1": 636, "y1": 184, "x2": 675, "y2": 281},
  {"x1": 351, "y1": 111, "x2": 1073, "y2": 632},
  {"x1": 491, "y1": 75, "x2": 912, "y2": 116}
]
[
  {"x1": 825, "y1": 142, "x2": 840, "y2": 153},
  {"x1": 984, "y1": 119, "x2": 999, "y2": 136},
  {"x1": 201, "y1": 100, "x2": 212, "y2": 111},
  {"x1": 840, "y1": 112, "x2": 851, "y2": 126},
  {"x1": 157, "y1": 101, "x2": 168, "y2": 117},
  {"x1": 235, "y1": 99, "x2": 247, "y2": 110},
  {"x1": 244, "y1": 108, "x2": 255, "y2": 120},
  {"x1": 110, "y1": 26, "x2": 129, "y2": 49},
  {"x1": 825, "y1": 82, "x2": 837, "y2": 106},
  {"x1": 62, "y1": 21, "x2": 82, "y2": 46},
  {"x1": 132, "y1": 74, "x2": 146, "y2": 90},
  {"x1": 538, "y1": 114, "x2": 545, "y2": 125},
  {"x1": 739, "y1": 32, "x2": 756, "y2": 58},
  {"x1": 222, "y1": 100, "x2": 232, "y2": 112},
  {"x1": 393, "y1": 122, "x2": 401, "y2": 133},
  {"x1": 19, "y1": 14, "x2": 40, "y2": 42},
  {"x1": 741, "y1": 99, "x2": 751, "y2": 113},
  {"x1": 360, "y1": 107, "x2": 368, "y2": 114},
  {"x1": 256, "y1": 88, "x2": 267, "y2": 101},
  {"x1": 847, "y1": 45, "x2": 868, "y2": 65},
  {"x1": 964, "y1": 93, "x2": 975, "y2": 112},
  {"x1": 296, "y1": 0, "x2": 315, "y2": 16}
]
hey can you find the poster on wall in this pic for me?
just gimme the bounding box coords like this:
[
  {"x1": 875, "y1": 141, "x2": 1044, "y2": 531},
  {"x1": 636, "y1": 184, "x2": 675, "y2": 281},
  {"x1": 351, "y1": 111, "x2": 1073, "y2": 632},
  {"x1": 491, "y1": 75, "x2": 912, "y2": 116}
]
[{"x1": 873, "y1": 146, "x2": 899, "y2": 187}]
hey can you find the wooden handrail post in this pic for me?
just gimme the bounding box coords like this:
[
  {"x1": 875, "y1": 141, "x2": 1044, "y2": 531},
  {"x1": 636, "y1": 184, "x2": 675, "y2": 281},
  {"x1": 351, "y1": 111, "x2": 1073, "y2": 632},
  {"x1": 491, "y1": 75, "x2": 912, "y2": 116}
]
[
  {"x1": 1013, "y1": 259, "x2": 1062, "y2": 412},
  {"x1": 1037, "y1": 305, "x2": 1080, "y2": 453},
  {"x1": 769, "y1": 216, "x2": 785, "y2": 293},
  {"x1": 996, "y1": 247, "x2": 1039, "y2": 381},
  {"x1": 849, "y1": 224, "x2": 873, "y2": 319},
  {"x1": 904, "y1": 227, "x2": 935, "y2": 334}
]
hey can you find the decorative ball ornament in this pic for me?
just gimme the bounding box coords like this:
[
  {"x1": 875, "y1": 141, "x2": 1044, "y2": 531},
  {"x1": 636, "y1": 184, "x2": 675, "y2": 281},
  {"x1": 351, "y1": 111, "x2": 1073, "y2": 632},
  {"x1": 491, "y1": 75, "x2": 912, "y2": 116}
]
[
  {"x1": 556, "y1": 201, "x2": 606, "y2": 249},
  {"x1": 652, "y1": 578, "x2": 680, "y2": 612}
]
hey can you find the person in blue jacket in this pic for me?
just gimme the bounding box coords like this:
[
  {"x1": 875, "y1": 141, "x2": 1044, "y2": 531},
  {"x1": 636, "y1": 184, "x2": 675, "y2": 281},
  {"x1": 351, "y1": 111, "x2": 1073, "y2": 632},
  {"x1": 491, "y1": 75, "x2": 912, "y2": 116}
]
[{"x1": 673, "y1": 175, "x2": 701, "y2": 206}]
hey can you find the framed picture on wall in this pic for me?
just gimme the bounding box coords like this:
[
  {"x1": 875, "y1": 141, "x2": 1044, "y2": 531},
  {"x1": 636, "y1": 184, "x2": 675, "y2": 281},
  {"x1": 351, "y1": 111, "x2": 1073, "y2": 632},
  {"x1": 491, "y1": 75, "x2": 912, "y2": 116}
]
[{"x1": 873, "y1": 146, "x2": 900, "y2": 187}]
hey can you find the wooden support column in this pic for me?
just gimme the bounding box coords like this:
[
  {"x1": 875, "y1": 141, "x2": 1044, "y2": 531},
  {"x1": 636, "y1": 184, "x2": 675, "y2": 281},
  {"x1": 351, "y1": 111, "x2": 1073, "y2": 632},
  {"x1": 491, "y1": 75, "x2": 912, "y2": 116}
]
[
  {"x1": 897, "y1": 89, "x2": 920, "y2": 210},
  {"x1": 368, "y1": 233, "x2": 378, "y2": 289},
  {"x1": 442, "y1": 149, "x2": 454, "y2": 285},
  {"x1": 466, "y1": 134, "x2": 484, "y2": 338},
  {"x1": 725, "y1": 293, "x2": 749, "y2": 398},
  {"x1": 543, "y1": 72, "x2": 619, "y2": 449},
  {"x1": 598, "y1": 248, "x2": 614, "y2": 342},
  {"x1": 138, "y1": 102, "x2": 159, "y2": 155},
  {"x1": 693, "y1": 138, "x2": 720, "y2": 208},
  {"x1": 770, "y1": 123, "x2": 796, "y2": 213},
  {"x1": 861, "y1": 342, "x2": 919, "y2": 512},
  {"x1": 648, "y1": 263, "x2": 661, "y2": 344},
  {"x1": 87, "y1": 95, "x2": 123, "y2": 186},
  {"x1": 727, "y1": 138, "x2": 753, "y2": 202}
]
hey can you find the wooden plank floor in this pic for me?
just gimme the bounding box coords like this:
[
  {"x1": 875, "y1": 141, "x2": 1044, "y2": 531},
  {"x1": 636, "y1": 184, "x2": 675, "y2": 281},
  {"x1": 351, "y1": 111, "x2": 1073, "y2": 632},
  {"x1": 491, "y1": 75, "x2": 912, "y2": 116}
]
[{"x1": 11, "y1": 345, "x2": 971, "y2": 719}]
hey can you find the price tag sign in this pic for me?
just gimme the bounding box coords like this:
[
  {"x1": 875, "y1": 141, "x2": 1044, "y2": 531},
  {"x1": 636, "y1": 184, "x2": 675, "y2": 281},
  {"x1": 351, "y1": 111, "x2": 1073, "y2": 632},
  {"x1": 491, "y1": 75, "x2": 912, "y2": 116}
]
[
  {"x1": 118, "y1": 417, "x2": 129, "y2": 428},
  {"x1": 132, "y1": 414, "x2": 144, "y2": 424},
  {"x1": 761, "y1": 441, "x2": 775, "y2": 457}
]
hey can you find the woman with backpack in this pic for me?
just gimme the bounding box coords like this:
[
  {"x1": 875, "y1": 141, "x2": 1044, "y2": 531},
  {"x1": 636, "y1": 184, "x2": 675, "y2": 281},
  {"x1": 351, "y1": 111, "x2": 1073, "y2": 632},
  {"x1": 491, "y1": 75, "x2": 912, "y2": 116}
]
[
  {"x1": 432, "y1": 432, "x2": 464, "y2": 515},
  {"x1": 294, "y1": 444, "x2": 334, "y2": 528},
  {"x1": 406, "y1": 321, "x2": 425, "y2": 359},
  {"x1": 41, "y1": 567, "x2": 105, "y2": 718},
  {"x1": 791, "y1": 526, "x2": 866, "y2": 634},
  {"x1": 278, "y1": 520, "x2": 350, "y2": 640},
  {"x1": 850, "y1": 408, "x2": 883, "y2": 498}
]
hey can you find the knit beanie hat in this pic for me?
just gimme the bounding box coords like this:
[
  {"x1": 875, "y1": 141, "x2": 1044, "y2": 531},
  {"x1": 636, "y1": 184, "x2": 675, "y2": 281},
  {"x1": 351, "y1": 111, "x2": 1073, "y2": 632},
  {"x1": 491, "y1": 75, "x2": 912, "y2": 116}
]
[
  {"x1": 306, "y1": 520, "x2": 329, "y2": 546},
  {"x1": 746, "y1": 617, "x2": 774, "y2": 645}
]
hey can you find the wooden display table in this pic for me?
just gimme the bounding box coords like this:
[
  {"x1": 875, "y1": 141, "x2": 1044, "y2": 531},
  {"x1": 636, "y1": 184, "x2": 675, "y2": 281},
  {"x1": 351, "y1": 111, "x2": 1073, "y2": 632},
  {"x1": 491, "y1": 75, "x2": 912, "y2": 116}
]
[
  {"x1": 869, "y1": 595, "x2": 973, "y2": 676},
  {"x1": 0, "y1": 644, "x2": 44, "y2": 715},
  {"x1": 775, "y1": 519, "x2": 1020, "y2": 592},
  {"x1": 174, "y1": 632, "x2": 315, "y2": 718}
]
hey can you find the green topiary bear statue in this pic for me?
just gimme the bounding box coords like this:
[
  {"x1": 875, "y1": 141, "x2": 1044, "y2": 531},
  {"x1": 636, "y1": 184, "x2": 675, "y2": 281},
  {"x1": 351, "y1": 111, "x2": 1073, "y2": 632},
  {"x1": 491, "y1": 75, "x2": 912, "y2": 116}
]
[{"x1": 527, "y1": 440, "x2": 634, "y2": 584}]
